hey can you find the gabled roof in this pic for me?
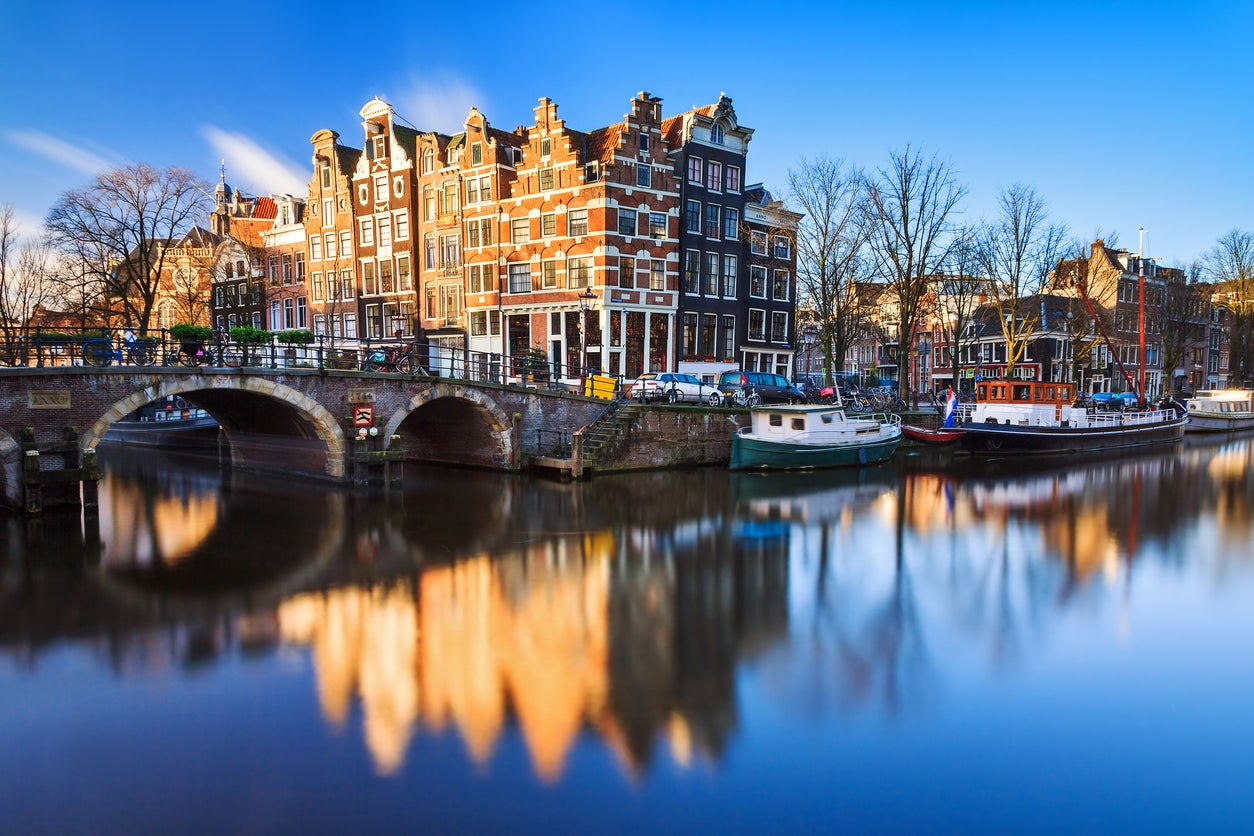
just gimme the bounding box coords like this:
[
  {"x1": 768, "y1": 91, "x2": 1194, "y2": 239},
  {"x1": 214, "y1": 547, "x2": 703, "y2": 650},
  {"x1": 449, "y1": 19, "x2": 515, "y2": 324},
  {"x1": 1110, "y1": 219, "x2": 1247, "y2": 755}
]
[
  {"x1": 584, "y1": 124, "x2": 625, "y2": 164},
  {"x1": 661, "y1": 104, "x2": 718, "y2": 147},
  {"x1": 252, "y1": 197, "x2": 277, "y2": 220}
]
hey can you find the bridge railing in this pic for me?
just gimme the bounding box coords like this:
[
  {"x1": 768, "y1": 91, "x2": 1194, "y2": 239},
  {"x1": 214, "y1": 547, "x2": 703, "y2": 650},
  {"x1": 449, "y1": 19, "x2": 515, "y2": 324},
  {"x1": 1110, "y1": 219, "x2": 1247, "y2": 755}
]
[{"x1": 0, "y1": 327, "x2": 633, "y2": 397}]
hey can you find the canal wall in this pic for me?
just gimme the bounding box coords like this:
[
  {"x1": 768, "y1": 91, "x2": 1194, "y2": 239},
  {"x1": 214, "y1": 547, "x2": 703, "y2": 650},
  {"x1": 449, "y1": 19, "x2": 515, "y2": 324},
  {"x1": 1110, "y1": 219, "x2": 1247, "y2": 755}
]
[{"x1": 591, "y1": 407, "x2": 745, "y2": 473}]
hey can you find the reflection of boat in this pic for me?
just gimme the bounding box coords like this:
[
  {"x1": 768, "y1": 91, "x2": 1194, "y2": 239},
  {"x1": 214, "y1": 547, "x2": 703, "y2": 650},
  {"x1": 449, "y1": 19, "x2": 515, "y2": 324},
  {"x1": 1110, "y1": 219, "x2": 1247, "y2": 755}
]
[
  {"x1": 955, "y1": 380, "x2": 1186, "y2": 455},
  {"x1": 1184, "y1": 390, "x2": 1254, "y2": 433},
  {"x1": 102, "y1": 397, "x2": 220, "y2": 450},
  {"x1": 730, "y1": 465, "x2": 896, "y2": 525},
  {"x1": 729, "y1": 404, "x2": 901, "y2": 471},
  {"x1": 902, "y1": 425, "x2": 965, "y2": 446}
]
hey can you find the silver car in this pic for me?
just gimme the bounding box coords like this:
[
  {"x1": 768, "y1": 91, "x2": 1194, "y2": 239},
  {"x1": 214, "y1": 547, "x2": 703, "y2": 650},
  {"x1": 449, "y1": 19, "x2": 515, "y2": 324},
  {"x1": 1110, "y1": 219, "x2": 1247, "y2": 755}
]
[{"x1": 651, "y1": 372, "x2": 723, "y2": 405}]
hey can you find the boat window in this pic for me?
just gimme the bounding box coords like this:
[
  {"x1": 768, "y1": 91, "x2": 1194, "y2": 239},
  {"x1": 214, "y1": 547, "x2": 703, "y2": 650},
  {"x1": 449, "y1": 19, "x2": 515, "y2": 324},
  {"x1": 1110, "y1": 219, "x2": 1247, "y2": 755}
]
[
  {"x1": 769, "y1": 414, "x2": 782, "y2": 426},
  {"x1": 821, "y1": 413, "x2": 834, "y2": 424},
  {"x1": 792, "y1": 418, "x2": 805, "y2": 430},
  {"x1": 1014, "y1": 385, "x2": 1030, "y2": 401}
]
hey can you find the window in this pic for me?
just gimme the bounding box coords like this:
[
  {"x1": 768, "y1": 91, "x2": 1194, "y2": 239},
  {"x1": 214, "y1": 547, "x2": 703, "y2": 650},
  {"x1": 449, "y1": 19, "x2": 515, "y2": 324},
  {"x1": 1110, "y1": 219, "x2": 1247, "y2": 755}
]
[
  {"x1": 512, "y1": 218, "x2": 529, "y2": 244},
  {"x1": 726, "y1": 165, "x2": 741, "y2": 192},
  {"x1": 771, "y1": 311, "x2": 788, "y2": 343},
  {"x1": 542, "y1": 213, "x2": 556, "y2": 237},
  {"x1": 683, "y1": 313, "x2": 698, "y2": 357},
  {"x1": 490, "y1": 310, "x2": 501, "y2": 335},
  {"x1": 470, "y1": 311, "x2": 488, "y2": 336},
  {"x1": 398, "y1": 255, "x2": 411, "y2": 291},
  {"x1": 363, "y1": 261, "x2": 376, "y2": 295},
  {"x1": 773, "y1": 235, "x2": 790, "y2": 258},
  {"x1": 704, "y1": 252, "x2": 719, "y2": 295},
  {"x1": 295, "y1": 253, "x2": 305, "y2": 282},
  {"x1": 540, "y1": 167, "x2": 555, "y2": 191},
  {"x1": 723, "y1": 207, "x2": 739, "y2": 240},
  {"x1": 772, "y1": 270, "x2": 790, "y2": 300},
  {"x1": 639, "y1": 133, "x2": 649, "y2": 152},
  {"x1": 704, "y1": 204, "x2": 720, "y2": 239},
  {"x1": 439, "y1": 234, "x2": 460, "y2": 270},
  {"x1": 649, "y1": 212, "x2": 667, "y2": 238},
  {"x1": 360, "y1": 219, "x2": 375, "y2": 246},
  {"x1": 706, "y1": 161, "x2": 721, "y2": 192},
  {"x1": 480, "y1": 218, "x2": 494, "y2": 246},
  {"x1": 568, "y1": 256, "x2": 591, "y2": 288},
  {"x1": 722, "y1": 315, "x2": 736, "y2": 361},
  {"x1": 380, "y1": 260, "x2": 394, "y2": 293},
  {"x1": 722, "y1": 255, "x2": 738, "y2": 297},
  {"x1": 686, "y1": 200, "x2": 701, "y2": 233},
  {"x1": 340, "y1": 229, "x2": 353, "y2": 255},
  {"x1": 468, "y1": 221, "x2": 480, "y2": 248},
  {"x1": 395, "y1": 212, "x2": 408, "y2": 240},
  {"x1": 422, "y1": 148, "x2": 435, "y2": 173},
  {"x1": 584, "y1": 162, "x2": 599, "y2": 182},
  {"x1": 684, "y1": 250, "x2": 700, "y2": 293},
  {"x1": 325, "y1": 233, "x2": 336, "y2": 260},
  {"x1": 617, "y1": 207, "x2": 636, "y2": 237},
  {"x1": 568, "y1": 208, "x2": 588, "y2": 237},
  {"x1": 541, "y1": 137, "x2": 551, "y2": 157},
  {"x1": 687, "y1": 157, "x2": 702, "y2": 183},
  {"x1": 343, "y1": 313, "x2": 357, "y2": 339},
  {"x1": 282, "y1": 253, "x2": 293, "y2": 283},
  {"x1": 321, "y1": 198, "x2": 333, "y2": 228},
  {"x1": 710, "y1": 123, "x2": 724, "y2": 144},
  {"x1": 650, "y1": 260, "x2": 665, "y2": 290},
  {"x1": 471, "y1": 142, "x2": 482, "y2": 165},
  {"x1": 540, "y1": 260, "x2": 557, "y2": 289},
  {"x1": 751, "y1": 230, "x2": 767, "y2": 255},
  {"x1": 508, "y1": 264, "x2": 531, "y2": 293},
  {"x1": 321, "y1": 167, "x2": 332, "y2": 189},
  {"x1": 374, "y1": 175, "x2": 388, "y2": 202},
  {"x1": 423, "y1": 187, "x2": 435, "y2": 221},
  {"x1": 701, "y1": 314, "x2": 717, "y2": 357},
  {"x1": 283, "y1": 297, "x2": 295, "y2": 329},
  {"x1": 424, "y1": 235, "x2": 435, "y2": 269},
  {"x1": 466, "y1": 178, "x2": 479, "y2": 204},
  {"x1": 749, "y1": 308, "x2": 765, "y2": 340},
  {"x1": 479, "y1": 176, "x2": 491, "y2": 201},
  {"x1": 312, "y1": 272, "x2": 324, "y2": 302},
  {"x1": 469, "y1": 264, "x2": 485, "y2": 293},
  {"x1": 636, "y1": 163, "x2": 651, "y2": 188},
  {"x1": 618, "y1": 257, "x2": 635, "y2": 289},
  {"x1": 376, "y1": 220, "x2": 389, "y2": 248},
  {"x1": 750, "y1": 266, "x2": 767, "y2": 298},
  {"x1": 341, "y1": 269, "x2": 355, "y2": 299}
]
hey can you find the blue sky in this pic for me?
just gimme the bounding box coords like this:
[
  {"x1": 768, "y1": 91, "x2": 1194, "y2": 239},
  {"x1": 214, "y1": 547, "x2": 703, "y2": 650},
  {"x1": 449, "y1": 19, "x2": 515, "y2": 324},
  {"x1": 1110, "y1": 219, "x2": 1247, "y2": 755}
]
[{"x1": 2, "y1": 1, "x2": 1249, "y2": 267}]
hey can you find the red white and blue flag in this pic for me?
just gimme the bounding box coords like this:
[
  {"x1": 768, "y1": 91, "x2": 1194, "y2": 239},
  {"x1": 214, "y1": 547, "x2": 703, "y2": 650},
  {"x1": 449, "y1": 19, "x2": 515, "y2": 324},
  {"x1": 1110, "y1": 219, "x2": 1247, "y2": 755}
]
[{"x1": 943, "y1": 387, "x2": 958, "y2": 427}]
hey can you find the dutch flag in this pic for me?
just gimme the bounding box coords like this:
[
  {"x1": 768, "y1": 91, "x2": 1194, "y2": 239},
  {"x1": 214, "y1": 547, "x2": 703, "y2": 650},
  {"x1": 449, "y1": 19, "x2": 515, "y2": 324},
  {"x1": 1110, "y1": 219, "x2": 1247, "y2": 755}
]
[{"x1": 943, "y1": 387, "x2": 958, "y2": 427}]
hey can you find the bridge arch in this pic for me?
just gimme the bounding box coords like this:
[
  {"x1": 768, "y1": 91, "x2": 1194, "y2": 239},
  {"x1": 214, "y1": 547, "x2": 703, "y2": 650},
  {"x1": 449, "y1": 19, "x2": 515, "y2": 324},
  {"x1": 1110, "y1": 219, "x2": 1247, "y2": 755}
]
[
  {"x1": 384, "y1": 382, "x2": 514, "y2": 469},
  {"x1": 84, "y1": 376, "x2": 347, "y2": 479}
]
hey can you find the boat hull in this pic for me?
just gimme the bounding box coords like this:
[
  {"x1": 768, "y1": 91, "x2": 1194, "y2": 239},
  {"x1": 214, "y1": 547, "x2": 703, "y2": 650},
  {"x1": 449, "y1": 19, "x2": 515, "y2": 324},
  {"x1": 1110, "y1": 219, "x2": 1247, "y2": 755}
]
[
  {"x1": 902, "y1": 426, "x2": 965, "y2": 446},
  {"x1": 956, "y1": 415, "x2": 1186, "y2": 455},
  {"x1": 730, "y1": 432, "x2": 901, "y2": 471},
  {"x1": 1183, "y1": 413, "x2": 1254, "y2": 433},
  {"x1": 101, "y1": 416, "x2": 221, "y2": 451}
]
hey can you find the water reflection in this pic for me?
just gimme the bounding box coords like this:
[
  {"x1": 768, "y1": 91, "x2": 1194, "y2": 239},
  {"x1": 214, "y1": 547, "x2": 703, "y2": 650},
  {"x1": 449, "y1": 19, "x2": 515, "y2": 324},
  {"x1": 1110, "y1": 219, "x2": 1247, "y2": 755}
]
[{"x1": 3, "y1": 438, "x2": 1254, "y2": 792}]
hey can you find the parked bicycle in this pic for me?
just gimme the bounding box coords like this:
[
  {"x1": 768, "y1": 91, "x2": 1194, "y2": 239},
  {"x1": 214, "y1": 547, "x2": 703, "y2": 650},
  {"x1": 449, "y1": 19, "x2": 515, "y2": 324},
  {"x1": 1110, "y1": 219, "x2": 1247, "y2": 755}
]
[
  {"x1": 729, "y1": 387, "x2": 762, "y2": 408},
  {"x1": 362, "y1": 343, "x2": 421, "y2": 374},
  {"x1": 82, "y1": 334, "x2": 157, "y2": 367}
]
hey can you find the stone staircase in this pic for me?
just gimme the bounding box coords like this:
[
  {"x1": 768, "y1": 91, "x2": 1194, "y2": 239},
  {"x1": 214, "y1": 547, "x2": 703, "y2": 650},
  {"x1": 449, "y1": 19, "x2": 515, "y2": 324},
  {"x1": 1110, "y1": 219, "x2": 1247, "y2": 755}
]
[{"x1": 578, "y1": 401, "x2": 644, "y2": 468}]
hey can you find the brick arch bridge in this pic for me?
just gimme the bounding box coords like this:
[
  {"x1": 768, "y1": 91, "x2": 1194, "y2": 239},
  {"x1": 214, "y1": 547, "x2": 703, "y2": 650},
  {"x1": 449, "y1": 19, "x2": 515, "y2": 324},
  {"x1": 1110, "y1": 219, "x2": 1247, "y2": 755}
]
[{"x1": 0, "y1": 368, "x2": 605, "y2": 509}]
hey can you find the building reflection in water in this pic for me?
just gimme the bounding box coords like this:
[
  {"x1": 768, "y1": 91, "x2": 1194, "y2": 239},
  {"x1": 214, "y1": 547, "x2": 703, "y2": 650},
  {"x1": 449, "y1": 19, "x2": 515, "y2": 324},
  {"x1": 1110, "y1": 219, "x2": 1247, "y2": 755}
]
[{"x1": 7, "y1": 440, "x2": 1254, "y2": 786}]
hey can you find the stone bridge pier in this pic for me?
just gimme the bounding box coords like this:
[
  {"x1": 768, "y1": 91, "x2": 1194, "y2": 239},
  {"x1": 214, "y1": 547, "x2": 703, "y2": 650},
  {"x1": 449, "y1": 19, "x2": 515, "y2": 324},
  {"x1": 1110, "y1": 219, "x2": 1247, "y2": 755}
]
[{"x1": 0, "y1": 368, "x2": 607, "y2": 510}]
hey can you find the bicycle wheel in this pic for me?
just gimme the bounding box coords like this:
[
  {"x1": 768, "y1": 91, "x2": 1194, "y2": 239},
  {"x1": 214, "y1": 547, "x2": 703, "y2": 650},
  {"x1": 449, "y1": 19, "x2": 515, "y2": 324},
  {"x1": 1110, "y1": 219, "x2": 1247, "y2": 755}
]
[
  {"x1": 129, "y1": 343, "x2": 156, "y2": 366},
  {"x1": 81, "y1": 339, "x2": 112, "y2": 367},
  {"x1": 746, "y1": 392, "x2": 762, "y2": 407},
  {"x1": 221, "y1": 344, "x2": 242, "y2": 368}
]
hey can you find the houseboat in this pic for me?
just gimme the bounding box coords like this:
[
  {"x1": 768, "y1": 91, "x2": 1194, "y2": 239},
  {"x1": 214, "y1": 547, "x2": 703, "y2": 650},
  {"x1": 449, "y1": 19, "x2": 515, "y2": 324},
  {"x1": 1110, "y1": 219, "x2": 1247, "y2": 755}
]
[
  {"x1": 1184, "y1": 389, "x2": 1254, "y2": 433},
  {"x1": 954, "y1": 379, "x2": 1186, "y2": 456},
  {"x1": 101, "y1": 397, "x2": 220, "y2": 450},
  {"x1": 729, "y1": 403, "x2": 902, "y2": 471}
]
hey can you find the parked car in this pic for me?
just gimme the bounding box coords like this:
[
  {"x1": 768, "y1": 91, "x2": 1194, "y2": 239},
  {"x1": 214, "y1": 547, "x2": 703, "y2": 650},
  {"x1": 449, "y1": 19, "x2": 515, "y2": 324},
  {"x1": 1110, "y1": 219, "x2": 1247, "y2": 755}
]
[
  {"x1": 628, "y1": 372, "x2": 722, "y2": 404},
  {"x1": 1086, "y1": 391, "x2": 1141, "y2": 410},
  {"x1": 718, "y1": 370, "x2": 806, "y2": 405}
]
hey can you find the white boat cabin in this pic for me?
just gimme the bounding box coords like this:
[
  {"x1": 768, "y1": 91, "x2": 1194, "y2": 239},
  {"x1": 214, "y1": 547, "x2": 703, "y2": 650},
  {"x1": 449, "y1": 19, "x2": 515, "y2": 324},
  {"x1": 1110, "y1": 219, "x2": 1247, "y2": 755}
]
[
  {"x1": 1187, "y1": 390, "x2": 1254, "y2": 415},
  {"x1": 966, "y1": 380, "x2": 1082, "y2": 427},
  {"x1": 747, "y1": 404, "x2": 893, "y2": 442}
]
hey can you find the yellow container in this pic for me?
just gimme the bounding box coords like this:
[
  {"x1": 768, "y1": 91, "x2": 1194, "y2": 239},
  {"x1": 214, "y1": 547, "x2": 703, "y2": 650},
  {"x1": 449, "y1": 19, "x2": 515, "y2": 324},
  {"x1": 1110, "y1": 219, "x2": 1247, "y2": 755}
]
[{"x1": 584, "y1": 374, "x2": 616, "y2": 400}]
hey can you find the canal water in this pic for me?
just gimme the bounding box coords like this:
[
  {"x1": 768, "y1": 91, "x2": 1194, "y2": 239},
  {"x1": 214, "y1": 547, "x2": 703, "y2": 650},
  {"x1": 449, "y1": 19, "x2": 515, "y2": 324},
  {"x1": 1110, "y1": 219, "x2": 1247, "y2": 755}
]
[{"x1": 3, "y1": 438, "x2": 1254, "y2": 833}]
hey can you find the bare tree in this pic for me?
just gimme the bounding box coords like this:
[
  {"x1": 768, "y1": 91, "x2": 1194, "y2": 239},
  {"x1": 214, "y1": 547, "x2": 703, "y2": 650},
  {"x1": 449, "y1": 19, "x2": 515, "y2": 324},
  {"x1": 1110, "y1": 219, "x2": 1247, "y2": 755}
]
[
  {"x1": 45, "y1": 163, "x2": 210, "y2": 333},
  {"x1": 935, "y1": 225, "x2": 984, "y2": 392},
  {"x1": 975, "y1": 184, "x2": 1068, "y2": 380},
  {"x1": 1203, "y1": 229, "x2": 1254, "y2": 386},
  {"x1": 0, "y1": 204, "x2": 55, "y2": 360},
  {"x1": 786, "y1": 157, "x2": 871, "y2": 383},
  {"x1": 1151, "y1": 261, "x2": 1209, "y2": 394},
  {"x1": 864, "y1": 146, "x2": 966, "y2": 400}
]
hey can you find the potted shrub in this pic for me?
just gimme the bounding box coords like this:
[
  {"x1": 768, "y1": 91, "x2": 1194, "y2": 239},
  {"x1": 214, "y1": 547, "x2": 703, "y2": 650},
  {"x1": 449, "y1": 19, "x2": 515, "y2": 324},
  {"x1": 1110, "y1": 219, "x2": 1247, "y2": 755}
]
[
  {"x1": 169, "y1": 324, "x2": 214, "y2": 344},
  {"x1": 274, "y1": 329, "x2": 315, "y2": 346},
  {"x1": 228, "y1": 325, "x2": 272, "y2": 344}
]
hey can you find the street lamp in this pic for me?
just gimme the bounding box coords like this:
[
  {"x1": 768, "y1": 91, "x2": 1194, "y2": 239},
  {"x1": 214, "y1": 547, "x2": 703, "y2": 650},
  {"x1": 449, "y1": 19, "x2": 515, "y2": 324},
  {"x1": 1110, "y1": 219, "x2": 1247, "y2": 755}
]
[{"x1": 578, "y1": 289, "x2": 597, "y2": 393}]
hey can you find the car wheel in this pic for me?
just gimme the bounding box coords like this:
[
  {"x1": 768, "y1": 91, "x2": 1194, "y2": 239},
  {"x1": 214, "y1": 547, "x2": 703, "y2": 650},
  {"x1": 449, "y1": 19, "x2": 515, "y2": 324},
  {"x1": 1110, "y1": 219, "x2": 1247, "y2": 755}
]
[{"x1": 707, "y1": 391, "x2": 722, "y2": 406}]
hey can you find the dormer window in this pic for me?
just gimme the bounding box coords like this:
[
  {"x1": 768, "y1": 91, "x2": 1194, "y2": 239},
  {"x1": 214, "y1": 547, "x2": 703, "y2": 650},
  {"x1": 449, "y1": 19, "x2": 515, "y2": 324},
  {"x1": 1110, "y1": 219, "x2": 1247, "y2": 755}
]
[
  {"x1": 371, "y1": 136, "x2": 386, "y2": 159},
  {"x1": 711, "y1": 123, "x2": 725, "y2": 145},
  {"x1": 471, "y1": 142, "x2": 483, "y2": 165},
  {"x1": 541, "y1": 137, "x2": 551, "y2": 157},
  {"x1": 639, "y1": 133, "x2": 649, "y2": 153},
  {"x1": 585, "y1": 162, "x2": 599, "y2": 182},
  {"x1": 320, "y1": 167, "x2": 332, "y2": 189}
]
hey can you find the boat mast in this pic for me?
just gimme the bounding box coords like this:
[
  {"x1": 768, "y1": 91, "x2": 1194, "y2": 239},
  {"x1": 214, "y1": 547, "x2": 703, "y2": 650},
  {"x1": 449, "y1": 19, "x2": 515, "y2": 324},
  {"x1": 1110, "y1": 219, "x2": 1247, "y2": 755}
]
[
  {"x1": 1138, "y1": 228, "x2": 1147, "y2": 405},
  {"x1": 1071, "y1": 257, "x2": 1139, "y2": 398}
]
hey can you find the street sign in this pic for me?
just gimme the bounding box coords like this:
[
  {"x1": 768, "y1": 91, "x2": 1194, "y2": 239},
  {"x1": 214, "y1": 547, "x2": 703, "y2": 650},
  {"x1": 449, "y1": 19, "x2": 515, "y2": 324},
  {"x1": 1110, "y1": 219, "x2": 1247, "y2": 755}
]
[{"x1": 353, "y1": 406, "x2": 374, "y2": 427}]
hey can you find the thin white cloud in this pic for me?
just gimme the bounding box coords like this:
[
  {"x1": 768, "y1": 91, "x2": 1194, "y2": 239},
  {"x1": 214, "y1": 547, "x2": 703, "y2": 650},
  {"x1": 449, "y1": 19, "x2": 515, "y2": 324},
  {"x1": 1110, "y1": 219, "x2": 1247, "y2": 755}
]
[
  {"x1": 6, "y1": 206, "x2": 47, "y2": 238},
  {"x1": 201, "y1": 127, "x2": 307, "y2": 197},
  {"x1": 2, "y1": 129, "x2": 116, "y2": 176},
  {"x1": 390, "y1": 72, "x2": 486, "y2": 134}
]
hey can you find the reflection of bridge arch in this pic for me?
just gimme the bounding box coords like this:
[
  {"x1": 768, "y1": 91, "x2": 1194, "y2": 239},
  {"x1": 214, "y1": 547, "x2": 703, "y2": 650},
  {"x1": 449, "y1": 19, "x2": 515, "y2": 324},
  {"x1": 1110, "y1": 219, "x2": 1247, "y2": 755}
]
[
  {"x1": 83, "y1": 376, "x2": 347, "y2": 479},
  {"x1": 385, "y1": 383, "x2": 514, "y2": 469}
]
